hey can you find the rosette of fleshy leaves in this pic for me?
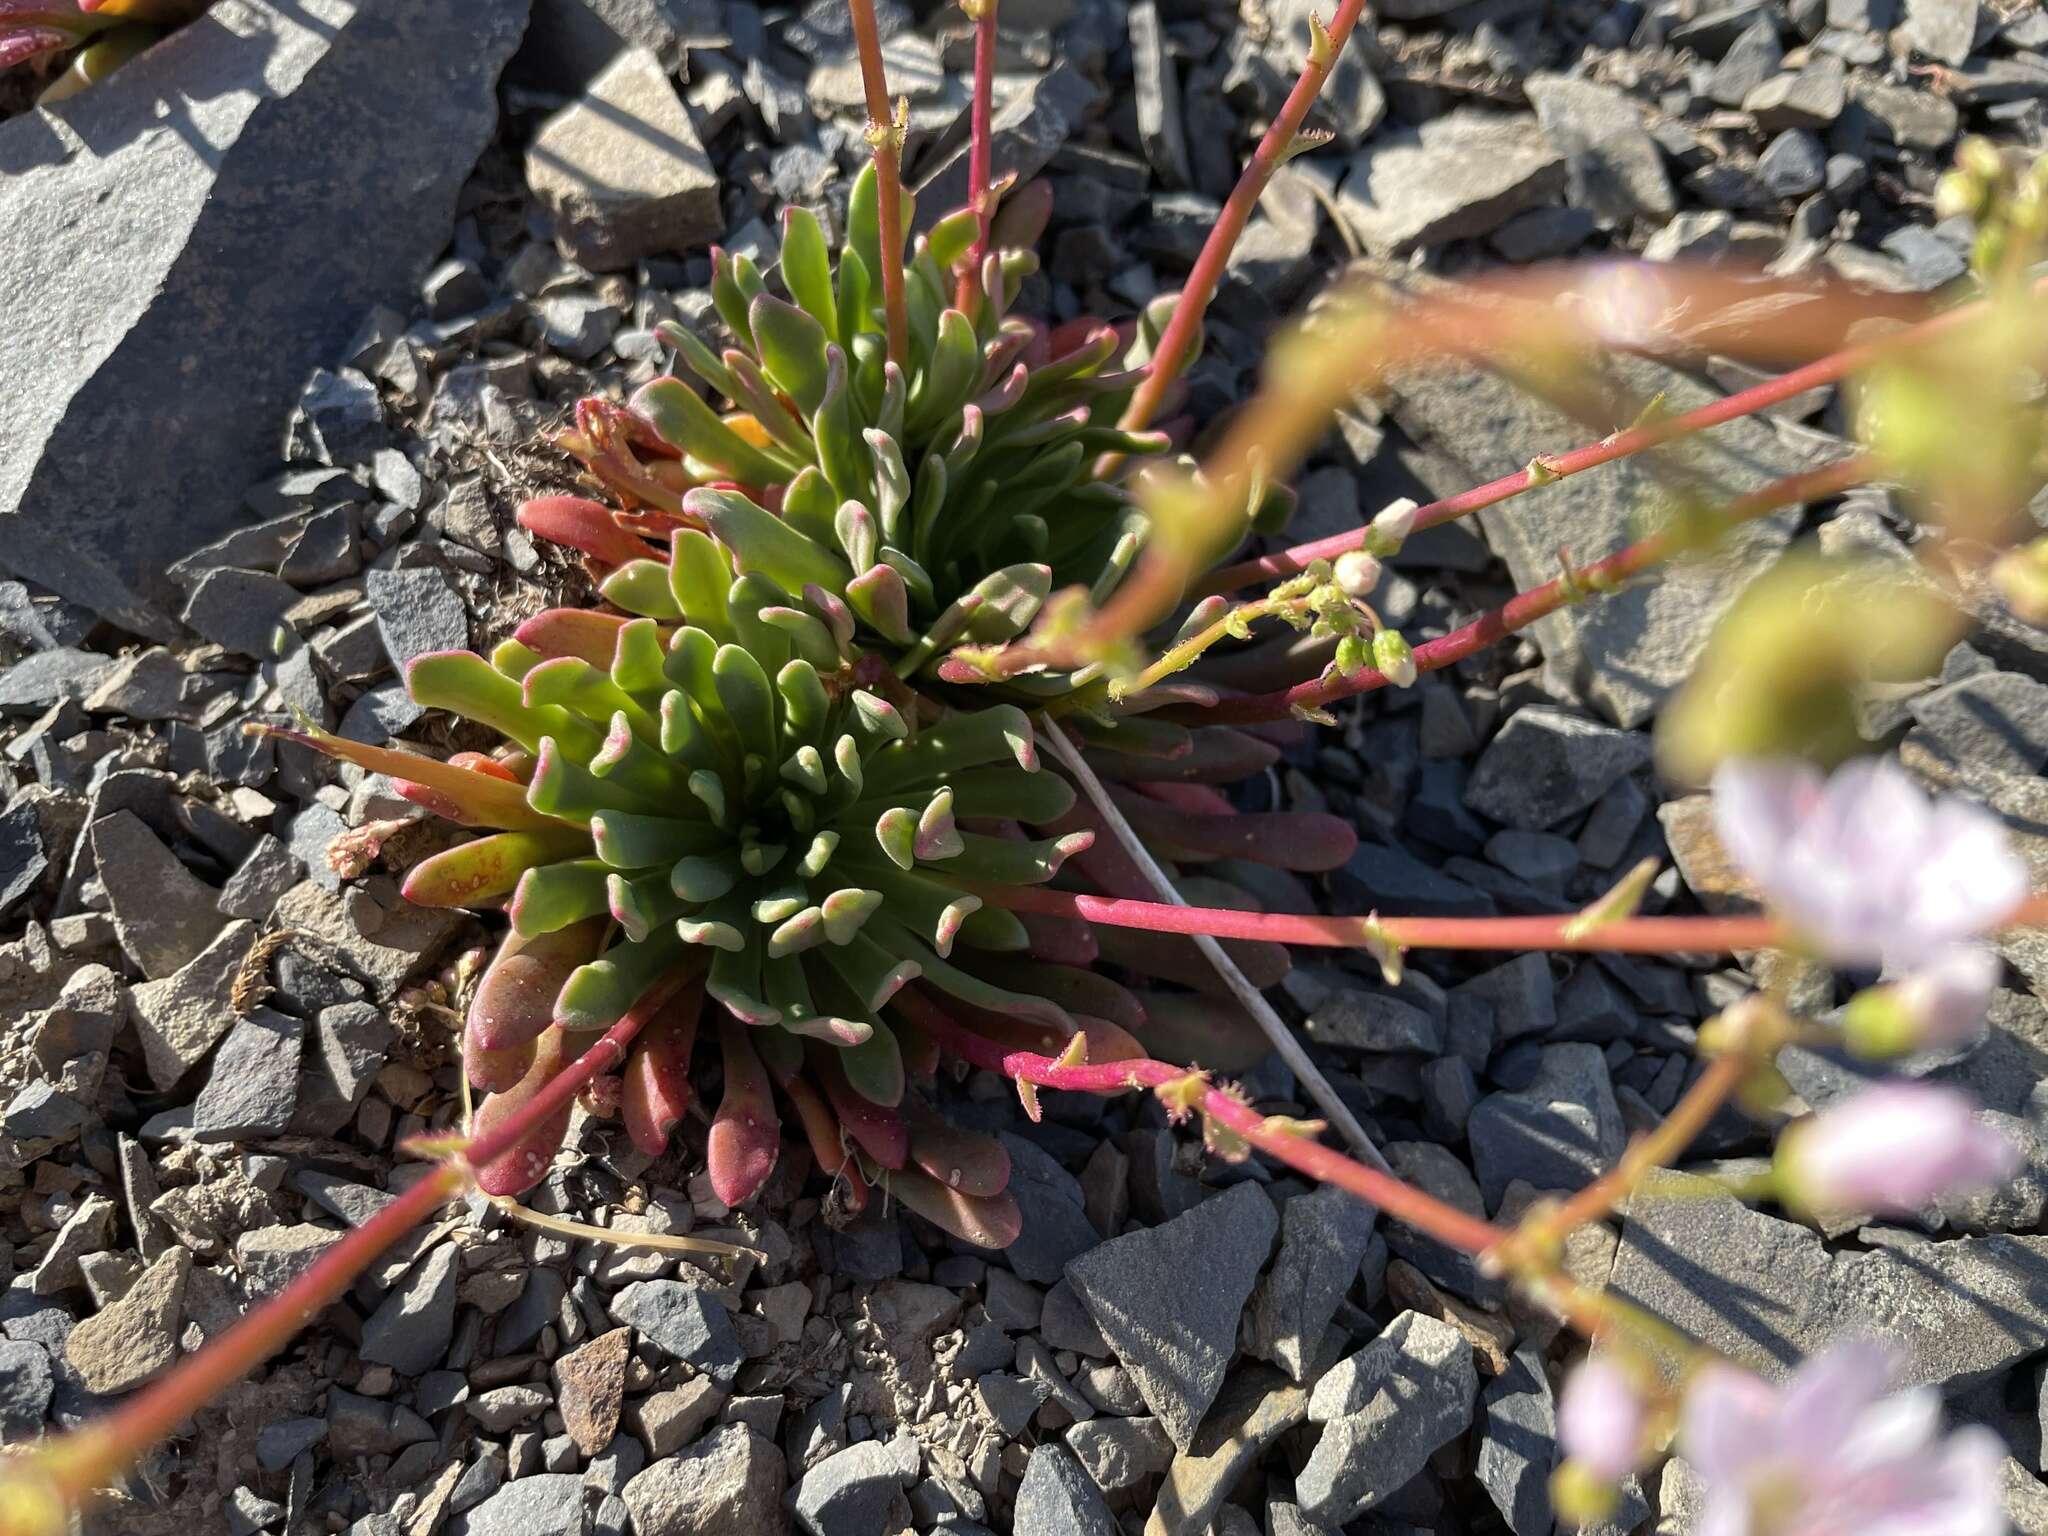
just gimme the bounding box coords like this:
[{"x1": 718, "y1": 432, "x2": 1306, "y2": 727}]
[
  {"x1": 0, "y1": 0, "x2": 206, "y2": 96},
  {"x1": 265, "y1": 549, "x2": 1166, "y2": 1246},
  {"x1": 526, "y1": 162, "x2": 1297, "y2": 712}
]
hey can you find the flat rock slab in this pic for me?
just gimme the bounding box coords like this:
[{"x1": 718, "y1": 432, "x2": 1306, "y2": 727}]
[
  {"x1": 1378, "y1": 284, "x2": 1826, "y2": 726},
  {"x1": 1336, "y1": 111, "x2": 1565, "y2": 252},
  {"x1": 1609, "y1": 1170, "x2": 2048, "y2": 1392},
  {"x1": 0, "y1": 0, "x2": 528, "y2": 632},
  {"x1": 526, "y1": 45, "x2": 720, "y2": 271},
  {"x1": 1065, "y1": 1182, "x2": 1278, "y2": 1451}
]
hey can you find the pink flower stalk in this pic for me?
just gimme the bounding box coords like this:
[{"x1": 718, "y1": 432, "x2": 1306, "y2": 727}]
[
  {"x1": 1711, "y1": 757, "x2": 2027, "y2": 972},
  {"x1": 1558, "y1": 1359, "x2": 1647, "y2": 1483},
  {"x1": 1682, "y1": 1340, "x2": 2005, "y2": 1536},
  {"x1": 1782, "y1": 1081, "x2": 2020, "y2": 1215}
]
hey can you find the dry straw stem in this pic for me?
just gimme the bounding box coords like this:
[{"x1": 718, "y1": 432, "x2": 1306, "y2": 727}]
[{"x1": 1040, "y1": 716, "x2": 1391, "y2": 1171}]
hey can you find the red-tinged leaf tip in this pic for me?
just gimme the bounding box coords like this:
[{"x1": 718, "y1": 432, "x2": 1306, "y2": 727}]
[
  {"x1": 471, "y1": 1030, "x2": 575, "y2": 1197},
  {"x1": 517, "y1": 495, "x2": 653, "y2": 569},
  {"x1": 516, "y1": 608, "x2": 630, "y2": 667}
]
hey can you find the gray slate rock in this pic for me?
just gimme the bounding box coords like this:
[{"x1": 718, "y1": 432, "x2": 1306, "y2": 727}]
[
  {"x1": 1304, "y1": 990, "x2": 1442, "y2": 1055},
  {"x1": 1386, "y1": 341, "x2": 1812, "y2": 726},
  {"x1": 0, "y1": 1338, "x2": 53, "y2": 1437},
  {"x1": 527, "y1": 46, "x2": 721, "y2": 271},
  {"x1": 0, "y1": 803, "x2": 47, "y2": 923},
  {"x1": 1465, "y1": 707, "x2": 1654, "y2": 830},
  {"x1": 793, "y1": 1432, "x2": 921, "y2": 1536},
  {"x1": 1908, "y1": 669, "x2": 2048, "y2": 785},
  {"x1": 1065, "y1": 1182, "x2": 1278, "y2": 1450},
  {"x1": 1469, "y1": 1044, "x2": 1626, "y2": 1209},
  {"x1": 90, "y1": 811, "x2": 221, "y2": 981},
  {"x1": 611, "y1": 1279, "x2": 742, "y2": 1385},
  {"x1": 361, "y1": 1243, "x2": 459, "y2": 1376},
  {"x1": 1475, "y1": 1349, "x2": 1557, "y2": 1536},
  {"x1": 621, "y1": 1424, "x2": 787, "y2": 1536},
  {"x1": 1337, "y1": 111, "x2": 1566, "y2": 252},
  {"x1": 0, "y1": 0, "x2": 526, "y2": 634},
  {"x1": 190, "y1": 1008, "x2": 305, "y2": 1139},
  {"x1": 1249, "y1": 1185, "x2": 1378, "y2": 1382},
  {"x1": 1297, "y1": 1313, "x2": 1478, "y2": 1524},
  {"x1": 1525, "y1": 74, "x2": 1675, "y2": 225},
  {"x1": 1000, "y1": 1132, "x2": 1102, "y2": 1286},
  {"x1": 452, "y1": 1474, "x2": 589, "y2": 1536},
  {"x1": 365, "y1": 566, "x2": 467, "y2": 670},
  {"x1": 1609, "y1": 1170, "x2": 2048, "y2": 1391},
  {"x1": 914, "y1": 65, "x2": 1103, "y2": 233},
  {"x1": 1013, "y1": 1444, "x2": 1118, "y2": 1536}
]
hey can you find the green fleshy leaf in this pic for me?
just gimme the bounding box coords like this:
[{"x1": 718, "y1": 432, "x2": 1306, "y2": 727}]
[
  {"x1": 813, "y1": 346, "x2": 870, "y2": 506},
  {"x1": 608, "y1": 871, "x2": 691, "y2": 943},
  {"x1": 780, "y1": 205, "x2": 838, "y2": 337},
  {"x1": 839, "y1": 1020, "x2": 904, "y2": 1107},
  {"x1": 510, "y1": 859, "x2": 613, "y2": 937},
  {"x1": 726, "y1": 572, "x2": 795, "y2": 676},
  {"x1": 711, "y1": 642, "x2": 777, "y2": 767},
  {"x1": 591, "y1": 809, "x2": 722, "y2": 867},
  {"x1": 688, "y1": 487, "x2": 853, "y2": 599},
  {"x1": 761, "y1": 606, "x2": 840, "y2": 673},
  {"x1": 872, "y1": 916, "x2": 1075, "y2": 1032},
  {"x1": 751, "y1": 293, "x2": 832, "y2": 416},
  {"x1": 846, "y1": 563, "x2": 913, "y2": 643},
  {"x1": 410, "y1": 652, "x2": 597, "y2": 760},
  {"x1": 862, "y1": 705, "x2": 1036, "y2": 795},
  {"x1": 959, "y1": 563, "x2": 1051, "y2": 644},
  {"x1": 955, "y1": 903, "x2": 1030, "y2": 951},
  {"x1": 834, "y1": 246, "x2": 872, "y2": 350},
  {"x1": 875, "y1": 806, "x2": 917, "y2": 871},
  {"x1": 834, "y1": 863, "x2": 977, "y2": 957},
  {"x1": 722, "y1": 350, "x2": 814, "y2": 460},
  {"x1": 528, "y1": 737, "x2": 669, "y2": 820},
  {"x1": 558, "y1": 930, "x2": 685, "y2": 1029},
  {"x1": 776, "y1": 659, "x2": 832, "y2": 746},
  {"x1": 670, "y1": 854, "x2": 738, "y2": 902},
  {"x1": 632, "y1": 378, "x2": 790, "y2": 485},
  {"x1": 818, "y1": 928, "x2": 922, "y2": 1012},
  {"x1": 663, "y1": 530, "x2": 734, "y2": 641},
  {"x1": 657, "y1": 318, "x2": 741, "y2": 403},
  {"x1": 781, "y1": 466, "x2": 841, "y2": 552},
  {"x1": 709, "y1": 940, "x2": 779, "y2": 1025},
  {"x1": 945, "y1": 830, "x2": 1088, "y2": 884},
  {"x1": 711, "y1": 247, "x2": 757, "y2": 349},
  {"x1": 867, "y1": 430, "x2": 912, "y2": 547},
  {"x1": 611, "y1": 618, "x2": 668, "y2": 697},
  {"x1": 926, "y1": 209, "x2": 980, "y2": 278}
]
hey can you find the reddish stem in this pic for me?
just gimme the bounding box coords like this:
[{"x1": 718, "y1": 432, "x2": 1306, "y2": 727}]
[
  {"x1": 1203, "y1": 289, "x2": 2006, "y2": 594},
  {"x1": 954, "y1": 0, "x2": 999, "y2": 314},
  {"x1": 1182, "y1": 455, "x2": 1873, "y2": 725},
  {"x1": 918, "y1": 1006, "x2": 1504, "y2": 1253},
  {"x1": 848, "y1": 0, "x2": 911, "y2": 370},
  {"x1": 969, "y1": 882, "x2": 1787, "y2": 953},
  {"x1": 1111, "y1": 0, "x2": 1371, "y2": 449},
  {"x1": 29, "y1": 981, "x2": 673, "y2": 1511}
]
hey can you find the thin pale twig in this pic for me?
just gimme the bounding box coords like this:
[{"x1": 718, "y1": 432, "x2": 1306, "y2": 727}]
[{"x1": 1039, "y1": 716, "x2": 1391, "y2": 1172}]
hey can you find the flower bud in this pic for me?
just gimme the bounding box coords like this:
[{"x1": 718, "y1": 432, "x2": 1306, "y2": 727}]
[
  {"x1": 1558, "y1": 1359, "x2": 1646, "y2": 1483},
  {"x1": 1959, "y1": 135, "x2": 2004, "y2": 182},
  {"x1": 1333, "y1": 549, "x2": 1382, "y2": 599},
  {"x1": 1334, "y1": 634, "x2": 1368, "y2": 676},
  {"x1": 1371, "y1": 628, "x2": 1416, "y2": 687},
  {"x1": 1841, "y1": 946, "x2": 1998, "y2": 1058},
  {"x1": 1934, "y1": 170, "x2": 1986, "y2": 222},
  {"x1": 1367, "y1": 497, "x2": 1418, "y2": 555},
  {"x1": 1550, "y1": 1460, "x2": 1621, "y2": 1526},
  {"x1": 1779, "y1": 1081, "x2": 2019, "y2": 1215}
]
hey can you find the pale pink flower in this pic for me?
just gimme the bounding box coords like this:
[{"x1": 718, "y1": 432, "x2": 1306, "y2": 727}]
[
  {"x1": 1710, "y1": 758, "x2": 2026, "y2": 973},
  {"x1": 1682, "y1": 1339, "x2": 2005, "y2": 1536},
  {"x1": 1783, "y1": 1081, "x2": 2020, "y2": 1215},
  {"x1": 1887, "y1": 945, "x2": 2002, "y2": 1047},
  {"x1": 1558, "y1": 1359, "x2": 1646, "y2": 1483}
]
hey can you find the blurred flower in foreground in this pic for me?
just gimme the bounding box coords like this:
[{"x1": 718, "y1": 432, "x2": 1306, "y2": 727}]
[
  {"x1": 1777, "y1": 1080, "x2": 2020, "y2": 1217},
  {"x1": 1711, "y1": 756, "x2": 2026, "y2": 975},
  {"x1": 1553, "y1": 1356, "x2": 1650, "y2": 1520},
  {"x1": 1841, "y1": 945, "x2": 2001, "y2": 1058},
  {"x1": 1658, "y1": 554, "x2": 1959, "y2": 784},
  {"x1": 1682, "y1": 1339, "x2": 2004, "y2": 1536},
  {"x1": 1559, "y1": 1359, "x2": 1647, "y2": 1484}
]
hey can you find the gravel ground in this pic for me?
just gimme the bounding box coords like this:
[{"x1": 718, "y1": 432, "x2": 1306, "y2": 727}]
[{"x1": 4, "y1": 0, "x2": 2048, "y2": 1533}]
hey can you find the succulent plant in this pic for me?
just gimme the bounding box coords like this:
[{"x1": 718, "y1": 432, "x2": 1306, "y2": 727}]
[
  {"x1": 267, "y1": 549, "x2": 1168, "y2": 1241},
  {"x1": 529, "y1": 163, "x2": 1301, "y2": 710}
]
